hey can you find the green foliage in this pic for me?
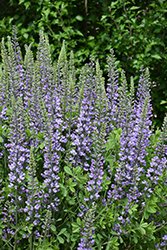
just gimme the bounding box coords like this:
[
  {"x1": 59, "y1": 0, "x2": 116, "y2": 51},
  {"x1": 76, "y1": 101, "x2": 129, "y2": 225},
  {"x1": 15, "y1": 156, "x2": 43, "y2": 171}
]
[{"x1": 105, "y1": 127, "x2": 122, "y2": 161}]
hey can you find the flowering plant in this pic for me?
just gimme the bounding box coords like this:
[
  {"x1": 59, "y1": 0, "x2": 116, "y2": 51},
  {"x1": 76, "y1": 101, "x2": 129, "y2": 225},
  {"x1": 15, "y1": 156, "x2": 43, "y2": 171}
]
[{"x1": 0, "y1": 27, "x2": 167, "y2": 250}]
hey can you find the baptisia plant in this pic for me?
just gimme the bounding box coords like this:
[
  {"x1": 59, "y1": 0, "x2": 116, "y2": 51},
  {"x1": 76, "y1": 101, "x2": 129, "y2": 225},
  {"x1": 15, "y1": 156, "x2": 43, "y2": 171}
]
[{"x1": 0, "y1": 27, "x2": 167, "y2": 250}]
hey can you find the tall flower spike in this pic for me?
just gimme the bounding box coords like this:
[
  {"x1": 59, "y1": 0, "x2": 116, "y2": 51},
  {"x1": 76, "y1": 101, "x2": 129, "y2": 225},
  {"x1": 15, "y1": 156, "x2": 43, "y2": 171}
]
[
  {"x1": 131, "y1": 97, "x2": 151, "y2": 190},
  {"x1": 23, "y1": 42, "x2": 34, "y2": 109},
  {"x1": 7, "y1": 96, "x2": 29, "y2": 188},
  {"x1": 77, "y1": 123, "x2": 106, "y2": 245},
  {"x1": 135, "y1": 67, "x2": 152, "y2": 126},
  {"x1": 0, "y1": 38, "x2": 11, "y2": 107},
  {"x1": 95, "y1": 60, "x2": 108, "y2": 132},
  {"x1": 67, "y1": 58, "x2": 97, "y2": 170},
  {"x1": 117, "y1": 69, "x2": 132, "y2": 129},
  {"x1": 43, "y1": 32, "x2": 56, "y2": 97},
  {"x1": 106, "y1": 49, "x2": 119, "y2": 134},
  {"x1": 137, "y1": 67, "x2": 150, "y2": 101},
  {"x1": 0, "y1": 57, "x2": 9, "y2": 169},
  {"x1": 28, "y1": 64, "x2": 46, "y2": 138},
  {"x1": 158, "y1": 113, "x2": 167, "y2": 158},
  {"x1": 10, "y1": 27, "x2": 25, "y2": 101},
  {"x1": 67, "y1": 75, "x2": 76, "y2": 139},
  {"x1": 40, "y1": 96, "x2": 65, "y2": 213},
  {"x1": 76, "y1": 83, "x2": 85, "y2": 116},
  {"x1": 144, "y1": 113, "x2": 167, "y2": 191},
  {"x1": 1, "y1": 200, "x2": 15, "y2": 241},
  {"x1": 67, "y1": 50, "x2": 78, "y2": 140},
  {"x1": 52, "y1": 61, "x2": 58, "y2": 89},
  {"x1": 130, "y1": 76, "x2": 135, "y2": 109},
  {"x1": 57, "y1": 40, "x2": 69, "y2": 118},
  {"x1": 69, "y1": 50, "x2": 76, "y2": 83},
  {"x1": 36, "y1": 30, "x2": 54, "y2": 100},
  {"x1": 6, "y1": 95, "x2": 30, "y2": 249},
  {"x1": 24, "y1": 146, "x2": 43, "y2": 242},
  {"x1": 78, "y1": 203, "x2": 96, "y2": 250},
  {"x1": 76, "y1": 64, "x2": 89, "y2": 116},
  {"x1": 11, "y1": 26, "x2": 23, "y2": 64},
  {"x1": 6, "y1": 35, "x2": 18, "y2": 100},
  {"x1": 86, "y1": 122, "x2": 106, "y2": 201},
  {"x1": 42, "y1": 210, "x2": 52, "y2": 239},
  {"x1": 111, "y1": 96, "x2": 152, "y2": 202},
  {"x1": 108, "y1": 95, "x2": 153, "y2": 236},
  {"x1": 1, "y1": 28, "x2": 24, "y2": 103}
]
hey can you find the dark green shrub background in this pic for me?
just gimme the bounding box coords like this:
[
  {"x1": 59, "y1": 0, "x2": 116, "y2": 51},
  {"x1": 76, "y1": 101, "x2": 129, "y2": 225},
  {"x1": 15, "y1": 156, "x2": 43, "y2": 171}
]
[{"x1": 1, "y1": 0, "x2": 167, "y2": 127}]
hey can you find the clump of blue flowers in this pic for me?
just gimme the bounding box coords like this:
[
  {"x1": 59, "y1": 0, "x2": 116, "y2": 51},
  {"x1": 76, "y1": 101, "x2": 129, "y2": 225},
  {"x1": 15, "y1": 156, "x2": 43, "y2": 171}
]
[{"x1": 0, "y1": 26, "x2": 167, "y2": 250}]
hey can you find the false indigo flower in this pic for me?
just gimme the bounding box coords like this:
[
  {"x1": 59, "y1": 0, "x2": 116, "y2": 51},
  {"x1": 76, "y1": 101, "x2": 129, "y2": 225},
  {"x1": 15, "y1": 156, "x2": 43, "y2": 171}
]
[
  {"x1": 77, "y1": 203, "x2": 96, "y2": 250},
  {"x1": 67, "y1": 59, "x2": 97, "y2": 170},
  {"x1": 40, "y1": 92, "x2": 65, "y2": 212},
  {"x1": 105, "y1": 49, "x2": 119, "y2": 134}
]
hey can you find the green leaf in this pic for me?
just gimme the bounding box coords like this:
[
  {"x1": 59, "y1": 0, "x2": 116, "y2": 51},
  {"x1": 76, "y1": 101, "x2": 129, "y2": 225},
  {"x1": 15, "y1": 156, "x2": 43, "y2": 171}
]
[
  {"x1": 110, "y1": 1, "x2": 119, "y2": 9},
  {"x1": 76, "y1": 15, "x2": 83, "y2": 21},
  {"x1": 58, "y1": 228, "x2": 66, "y2": 236},
  {"x1": 144, "y1": 211, "x2": 149, "y2": 220},
  {"x1": 69, "y1": 186, "x2": 75, "y2": 193},
  {"x1": 134, "y1": 235, "x2": 138, "y2": 244},
  {"x1": 151, "y1": 54, "x2": 161, "y2": 60},
  {"x1": 19, "y1": 0, "x2": 25, "y2": 4},
  {"x1": 64, "y1": 166, "x2": 73, "y2": 176},
  {"x1": 77, "y1": 217, "x2": 81, "y2": 224},
  {"x1": 160, "y1": 100, "x2": 167, "y2": 105},
  {"x1": 106, "y1": 243, "x2": 110, "y2": 250},
  {"x1": 146, "y1": 206, "x2": 156, "y2": 213},
  {"x1": 137, "y1": 226, "x2": 146, "y2": 235},
  {"x1": 39, "y1": 141, "x2": 45, "y2": 149},
  {"x1": 0, "y1": 137, "x2": 3, "y2": 143},
  {"x1": 70, "y1": 181, "x2": 77, "y2": 187},
  {"x1": 128, "y1": 204, "x2": 138, "y2": 215},
  {"x1": 51, "y1": 225, "x2": 56, "y2": 232},
  {"x1": 75, "y1": 175, "x2": 87, "y2": 184},
  {"x1": 24, "y1": 1, "x2": 30, "y2": 9},
  {"x1": 88, "y1": 36, "x2": 94, "y2": 40},
  {"x1": 75, "y1": 30, "x2": 84, "y2": 36},
  {"x1": 140, "y1": 222, "x2": 148, "y2": 228},
  {"x1": 18, "y1": 230, "x2": 26, "y2": 236},
  {"x1": 57, "y1": 235, "x2": 64, "y2": 244},
  {"x1": 74, "y1": 166, "x2": 81, "y2": 175},
  {"x1": 63, "y1": 230, "x2": 70, "y2": 238},
  {"x1": 130, "y1": 6, "x2": 140, "y2": 10},
  {"x1": 72, "y1": 223, "x2": 80, "y2": 233},
  {"x1": 23, "y1": 33, "x2": 29, "y2": 39},
  {"x1": 71, "y1": 234, "x2": 80, "y2": 242},
  {"x1": 101, "y1": 15, "x2": 107, "y2": 21},
  {"x1": 28, "y1": 224, "x2": 33, "y2": 234},
  {"x1": 119, "y1": 236, "x2": 123, "y2": 244},
  {"x1": 67, "y1": 197, "x2": 75, "y2": 205},
  {"x1": 105, "y1": 139, "x2": 116, "y2": 150},
  {"x1": 63, "y1": 187, "x2": 67, "y2": 197},
  {"x1": 37, "y1": 132, "x2": 44, "y2": 140},
  {"x1": 42, "y1": 8, "x2": 50, "y2": 19}
]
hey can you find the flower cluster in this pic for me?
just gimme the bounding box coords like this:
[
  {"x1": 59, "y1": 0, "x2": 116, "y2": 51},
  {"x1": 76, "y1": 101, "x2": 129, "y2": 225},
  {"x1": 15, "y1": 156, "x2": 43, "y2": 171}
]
[
  {"x1": 78, "y1": 203, "x2": 96, "y2": 250},
  {"x1": 0, "y1": 27, "x2": 167, "y2": 249}
]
